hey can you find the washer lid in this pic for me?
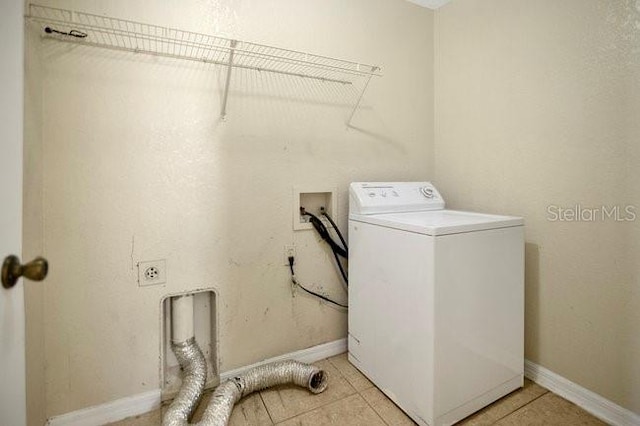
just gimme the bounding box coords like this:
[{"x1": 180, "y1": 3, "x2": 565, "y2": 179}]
[{"x1": 349, "y1": 209, "x2": 524, "y2": 236}]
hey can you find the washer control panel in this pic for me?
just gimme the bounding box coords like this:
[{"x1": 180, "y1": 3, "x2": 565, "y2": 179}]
[{"x1": 349, "y1": 182, "x2": 445, "y2": 215}]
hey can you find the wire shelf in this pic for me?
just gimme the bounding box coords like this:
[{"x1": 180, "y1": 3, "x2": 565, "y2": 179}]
[{"x1": 27, "y1": 4, "x2": 381, "y2": 122}]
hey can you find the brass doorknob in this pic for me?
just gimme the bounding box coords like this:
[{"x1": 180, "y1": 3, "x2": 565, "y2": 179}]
[{"x1": 2, "y1": 255, "x2": 48, "y2": 289}]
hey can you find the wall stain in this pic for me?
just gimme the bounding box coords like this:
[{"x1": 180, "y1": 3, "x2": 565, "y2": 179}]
[{"x1": 130, "y1": 235, "x2": 135, "y2": 270}]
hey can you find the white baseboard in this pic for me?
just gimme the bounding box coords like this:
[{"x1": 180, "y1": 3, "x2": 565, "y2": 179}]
[
  {"x1": 46, "y1": 338, "x2": 347, "y2": 426},
  {"x1": 220, "y1": 338, "x2": 347, "y2": 381},
  {"x1": 45, "y1": 390, "x2": 161, "y2": 426},
  {"x1": 525, "y1": 359, "x2": 640, "y2": 426}
]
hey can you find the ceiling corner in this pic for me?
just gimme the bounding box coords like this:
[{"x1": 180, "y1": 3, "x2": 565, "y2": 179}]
[{"x1": 405, "y1": 0, "x2": 452, "y2": 10}]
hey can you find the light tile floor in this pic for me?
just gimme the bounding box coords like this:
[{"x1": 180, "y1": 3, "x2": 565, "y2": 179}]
[{"x1": 110, "y1": 353, "x2": 606, "y2": 426}]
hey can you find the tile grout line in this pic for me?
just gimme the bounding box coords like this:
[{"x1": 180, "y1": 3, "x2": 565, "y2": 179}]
[
  {"x1": 326, "y1": 355, "x2": 362, "y2": 393},
  {"x1": 326, "y1": 354, "x2": 376, "y2": 395},
  {"x1": 264, "y1": 358, "x2": 360, "y2": 424},
  {"x1": 358, "y1": 388, "x2": 395, "y2": 426},
  {"x1": 270, "y1": 390, "x2": 360, "y2": 425},
  {"x1": 258, "y1": 392, "x2": 276, "y2": 425},
  {"x1": 489, "y1": 389, "x2": 551, "y2": 424},
  {"x1": 329, "y1": 353, "x2": 401, "y2": 425}
]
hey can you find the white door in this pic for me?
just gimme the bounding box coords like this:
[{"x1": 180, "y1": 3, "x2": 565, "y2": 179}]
[{"x1": 1, "y1": 0, "x2": 27, "y2": 424}]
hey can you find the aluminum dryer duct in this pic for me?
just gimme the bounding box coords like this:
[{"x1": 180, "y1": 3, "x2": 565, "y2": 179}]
[{"x1": 163, "y1": 295, "x2": 328, "y2": 426}]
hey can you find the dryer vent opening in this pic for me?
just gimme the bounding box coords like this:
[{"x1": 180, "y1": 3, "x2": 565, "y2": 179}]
[
  {"x1": 162, "y1": 290, "x2": 219, "y2": 402},
  {"x1": 161, "y1": 292, "x2": 329, "y2": 426},
  {"x1": 309, "y1": 370, "x2": 328, "y2": 393}
]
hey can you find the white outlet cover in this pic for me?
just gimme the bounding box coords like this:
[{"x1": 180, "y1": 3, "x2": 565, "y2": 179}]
[{"x1": 138, "y1": 259, "x2": 167, "y2": 286}]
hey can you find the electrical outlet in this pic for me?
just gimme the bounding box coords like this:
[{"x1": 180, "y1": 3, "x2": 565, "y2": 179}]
[
  {"x1": 284, "y1": 245, "x2": 296, "y2": 266},
  {"x1": 138, "y1": 259, "x2": 166, "y2": 286}
]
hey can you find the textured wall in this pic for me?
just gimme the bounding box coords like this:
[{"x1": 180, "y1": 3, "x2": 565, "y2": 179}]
[
  {"x1": 24, "y1": 17, "x2": 46, "y2": 426},
  {"x1": 25, "y1": 0, "x2": 434, "y2": 417},
  {"x1": 435, "y1": 0, "x2": 639, "y2": 414}
]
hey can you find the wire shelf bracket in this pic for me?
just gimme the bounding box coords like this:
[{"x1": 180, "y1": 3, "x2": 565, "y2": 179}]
[
  {"x1": 26, "y1": 4, "x2": 382, "y2": 125},
  {"x1": 220, "y1": 40, "x2": 237, "y2": 120}
]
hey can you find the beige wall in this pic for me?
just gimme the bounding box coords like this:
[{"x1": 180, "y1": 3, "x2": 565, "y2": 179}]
[
  {"x1": 435, "y1": 0, "x2": 639, "y2": 414},
  {"x1": 24, "y1": 18, "x2": 46, "y2": 426},
  {"x1": 28, "y1": 0, "x2": 639, "y2": 419},
  {"x1": 25, "y1": 0, "x2": 434, "y2": 418}
]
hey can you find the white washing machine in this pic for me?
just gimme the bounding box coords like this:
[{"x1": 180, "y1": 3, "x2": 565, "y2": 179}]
[{"x1": 348, "y1": 182, "x2": 524, "y2": 426}]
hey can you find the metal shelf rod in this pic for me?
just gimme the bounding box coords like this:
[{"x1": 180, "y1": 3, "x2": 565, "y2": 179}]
[
  {"x1": 346, "y1": 72, "x2": 375, "y2": 126},
  {"x1": 221, "y1": 40, "x2": 237, "y2": 119}
]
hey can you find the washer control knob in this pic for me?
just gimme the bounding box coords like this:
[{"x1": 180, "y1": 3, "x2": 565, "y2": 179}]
[
  {"x1": 368, "y1": 192, "x2": 376, "y2": 197},
  {"x1": 420, "y1": 187, "x2": 434, "y2": 198}
]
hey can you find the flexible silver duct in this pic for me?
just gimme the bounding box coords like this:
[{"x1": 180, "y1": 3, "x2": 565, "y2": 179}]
[
  {"x1": 163, "y1": 337, "x2": 208, "y2": 426},
  {"x1": 163, "y1": 338, "x2": 328, "y2": 426}
]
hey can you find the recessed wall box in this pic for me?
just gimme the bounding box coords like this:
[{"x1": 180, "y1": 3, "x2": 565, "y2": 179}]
[
  {"x1": 160, "y1": 289, "x2": 218, "y2": 401},
  {"x1": 293, "y1": 187, "x2": 338, "y2": 231}
]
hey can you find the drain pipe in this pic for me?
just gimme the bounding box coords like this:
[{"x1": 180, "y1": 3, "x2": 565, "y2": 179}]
[{"x1": 162, "y1": 295, "x2": 329, "y2": 426}]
